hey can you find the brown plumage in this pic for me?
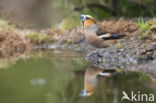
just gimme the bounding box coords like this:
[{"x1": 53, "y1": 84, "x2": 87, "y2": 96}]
[
  {"x1": 80, "y1": 14, "x2": 125, "y2": 48},
  {"x1": 80, "y1": 66, "x2": 113, "y2": 96}
]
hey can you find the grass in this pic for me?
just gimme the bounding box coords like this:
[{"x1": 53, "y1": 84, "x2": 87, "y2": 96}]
[
  {"x1": 138, "y1": 72, "x2": 149, "y2": 81},
  {"x1": 137, "y1": 18, "x2": 155, "y2": 40},
  {"x1": 0, "y1": 19, "x2": 52, "y2": 44},
  {"x1": 137, "y1": 18, "x2": 150, "y2": 31},
  {"x1": 27, "y1": 33, "x2": 47, "y2": 42}
]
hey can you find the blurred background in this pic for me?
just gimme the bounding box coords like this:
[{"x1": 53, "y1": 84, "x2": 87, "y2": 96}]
[{"x1": 0, "y1": 0, "x2": 156, "y2": 29}]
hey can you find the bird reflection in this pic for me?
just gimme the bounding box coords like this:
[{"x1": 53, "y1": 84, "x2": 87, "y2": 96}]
[{"x1": 80, "y1": 65, "x2": 117, "y2": 96}]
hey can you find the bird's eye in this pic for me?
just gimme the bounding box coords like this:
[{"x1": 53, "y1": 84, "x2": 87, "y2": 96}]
[{"x1": 86, "y1": 17, "x2": 90, "y2": 19}]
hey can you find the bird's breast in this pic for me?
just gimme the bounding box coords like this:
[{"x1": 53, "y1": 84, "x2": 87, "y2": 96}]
[{"x1": 84, "y1": 76, "x2": 98, "y2": 92}]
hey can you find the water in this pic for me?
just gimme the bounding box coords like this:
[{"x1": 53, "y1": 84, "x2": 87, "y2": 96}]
[{"x1": 0, "y1": 50, "x2": 155, "y2": 103}]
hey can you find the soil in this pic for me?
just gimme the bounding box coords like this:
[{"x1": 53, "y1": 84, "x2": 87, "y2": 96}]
[
  {"x1": 97, "y1": 19, "x2": 138, "y2": 35},
  {"x1": 0, "y1": 30, "x2": 31, "y2": 58}
]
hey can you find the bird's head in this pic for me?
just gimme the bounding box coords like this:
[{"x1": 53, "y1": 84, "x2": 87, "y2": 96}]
[
  {"x1": 80, "y1": 89, "x2": 87, "y2": 96},
  {"x1": 80, "y1": 80, "x2": 96, "y2": 96},
  {"x1": 80, "y1": 14, "x2": 96, "y2": 29},
  {"x1": 80, "y1": 88, "x2": 95, "y2": 96}
]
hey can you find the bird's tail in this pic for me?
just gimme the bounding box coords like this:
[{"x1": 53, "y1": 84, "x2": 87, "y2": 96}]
[
  {"x1": 100, "y1": 33, "x2": 126, "y2": 40},
  {"x1": 111, "y1": 34, "x2": 126, "y2": 39}
]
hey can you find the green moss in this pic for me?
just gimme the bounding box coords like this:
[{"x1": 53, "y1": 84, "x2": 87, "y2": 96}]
[
  {"x1": 115, "y1": 43, "x2": 122, "y2": 49},
  {"x1": 27, "y1": 33, "x2": 47, "y2": 42}
]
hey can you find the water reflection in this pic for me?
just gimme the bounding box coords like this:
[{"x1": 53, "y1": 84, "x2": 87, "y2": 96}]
[
  {"x1": 80, "y1": 65, "x2": 118, "y2": 96},
  {"x1": 0, "y1": 51, "x2": 155, "y2": 103},
  {"x1": 30, "y1": 78, "x2": 46, "y2": 85}
]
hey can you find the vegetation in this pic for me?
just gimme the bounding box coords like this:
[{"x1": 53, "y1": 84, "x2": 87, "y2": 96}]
[
  {"x1": 138, "y1": 19, "x2": 156, "y2": 40},
  {"x1": 115, "y1": 43, "x2": 122, "y2": 49},
  {"x1": 0, "y1": 19, "x2": 16, "y2": 31},
  {"x1": 58, "y1": 0, "x2": 156, "y2": 29},
  {"x1": 138, "y1": 72, "x2": 149, "y2": 81},
  {"x1": 137, "y1": 18, "x2": 150, "y2": 31},
  {"x1": 27, "y1": 33, "x2": 47, "y2": 43}
]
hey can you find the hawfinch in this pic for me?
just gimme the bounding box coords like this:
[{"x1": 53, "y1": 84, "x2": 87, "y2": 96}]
[
  {"x1": 80, "y1": 14, "x2": 125, "y2": 48},
  {"x1": 80, "y1": 66, "x2": 114, "y2": 96}
]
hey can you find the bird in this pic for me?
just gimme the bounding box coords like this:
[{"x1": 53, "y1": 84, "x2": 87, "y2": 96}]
[
  {"x1": 80, "y1": 65, "x2": 117, "y2": 96},
  {"x1": 80, "y1": 14, "x2": 125, "y2": 48}
]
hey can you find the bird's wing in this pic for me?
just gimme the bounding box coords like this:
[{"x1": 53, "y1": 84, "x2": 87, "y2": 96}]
[
  {"x1": 96, "y1": 28, "x2": 126, "y2": 40},
  {"x1": 96, "y1": 28, "x2": 109, "y2": 36}
]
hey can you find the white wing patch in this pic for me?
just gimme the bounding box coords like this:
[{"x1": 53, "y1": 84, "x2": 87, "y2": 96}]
[{"x1": 98, "y1": 34, "x2": 111, "y2": 38}]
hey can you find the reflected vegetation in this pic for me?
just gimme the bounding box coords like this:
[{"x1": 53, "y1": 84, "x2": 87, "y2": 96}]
[{"x1": 0, "y1": 50, "x2": 155, "y2": 103}]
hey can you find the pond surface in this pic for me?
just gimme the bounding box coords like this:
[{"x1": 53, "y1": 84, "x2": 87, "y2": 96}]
[{"x1": 0, "y1": 50, "x2": 155, "y2": 103}]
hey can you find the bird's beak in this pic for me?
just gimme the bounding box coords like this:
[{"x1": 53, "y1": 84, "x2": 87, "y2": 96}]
[
  {"x1": 80, "y1": 89, "x2": 87, "y2": 96},
  {"x1": 80, "y1": 15, "x2": 86, "y2": 29},
  {"x1": 81, "y1": 21, "x2": 84, "y2": 29},
  {"x1": 80, "y1": 15, "x2": 86, "y2": 21}
]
